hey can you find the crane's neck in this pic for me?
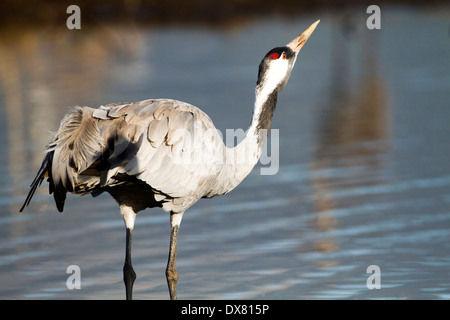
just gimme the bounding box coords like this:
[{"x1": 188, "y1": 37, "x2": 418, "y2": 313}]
[
  {"x1": 207, "y1": 85, "x2": 279, "y2": 197},
  {"x1": 234, "y1": 84, "x2": 279, "y2": 170},
  {"x1": 251, "y1": 83, "x2": 279, "y2": 138}
]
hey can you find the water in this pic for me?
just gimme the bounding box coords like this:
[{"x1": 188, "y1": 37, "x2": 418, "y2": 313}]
[{"x1": 1, "y1": 6, "x2": 450, "y2": 299}]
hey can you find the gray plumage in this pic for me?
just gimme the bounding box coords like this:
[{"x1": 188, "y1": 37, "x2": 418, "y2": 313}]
[{"x1": 22, "y1": 99, "x2": 229, "y2": 214}]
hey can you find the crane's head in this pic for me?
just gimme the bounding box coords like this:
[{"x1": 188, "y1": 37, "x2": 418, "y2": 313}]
[{"x1": 256, "y1": 20, "x2": 319, "y2": 95}]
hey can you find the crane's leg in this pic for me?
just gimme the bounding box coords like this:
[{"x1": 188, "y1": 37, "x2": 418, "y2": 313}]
[
  {"x1": 120, "y1": 205, "x2": 137, "y2": 300},
  {"x1": 166, "y1": 212, "x2": 184, "y2": 300},
  {"x1": 123, "y1": 227, "x2": 136, "y2": 300}
]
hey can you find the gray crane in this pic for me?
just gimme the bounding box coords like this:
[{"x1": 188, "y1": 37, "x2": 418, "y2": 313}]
[{"x1": 20, "y1": 20, "x2": 319, "y2": 300}]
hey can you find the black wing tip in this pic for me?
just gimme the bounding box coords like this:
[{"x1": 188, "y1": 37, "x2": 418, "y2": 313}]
[
  {"x1": 19, "y1": 203, "x2": 26, "y2": 213},
  {"x1": 19, "y1": 152, "x2": 53, "y2": 213},
  {"x1": 19, "y1": 178, "x2": 41, "y2": 213},
  {"x1": 56, "y1": 200, "x2": 65, "y2": 212}
]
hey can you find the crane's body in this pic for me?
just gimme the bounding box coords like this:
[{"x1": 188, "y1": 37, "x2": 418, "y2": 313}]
[
  {"x1": 20, "y1": 20, "x2": 319, "y2": 300},
  {"x1": 24, "y1": 99, "x2": 237, "y2": 214}
]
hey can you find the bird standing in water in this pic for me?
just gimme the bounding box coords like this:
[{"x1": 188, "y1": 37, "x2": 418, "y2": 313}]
[{"x1": 20, "y1": 20, "x2": 319, "y2": 300}]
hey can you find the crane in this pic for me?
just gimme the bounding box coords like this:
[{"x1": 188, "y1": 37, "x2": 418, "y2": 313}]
[{"x1": 20, "y1": 20, "x2": 319, "y2": 300}]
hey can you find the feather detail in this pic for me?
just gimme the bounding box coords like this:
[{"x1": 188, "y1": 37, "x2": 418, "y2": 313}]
[{"x1": 49, "y1": 106, "x2": 104, "y2": 175}]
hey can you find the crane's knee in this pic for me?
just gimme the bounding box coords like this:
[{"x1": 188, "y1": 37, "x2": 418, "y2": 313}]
[
  {"x1": 166, "y1": 267, "x2": 178, "y2": 300},
  {"x1": 166, "y1": 267, "x2": 178, "y2": 284},
  {"x1": 124, "y1": 263, "x2": 137, "y2": 283}
]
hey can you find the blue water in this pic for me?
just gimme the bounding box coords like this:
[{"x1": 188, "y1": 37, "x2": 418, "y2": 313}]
[{"x1": 0, "y1": 6, "x2": 450, "y2": 299}]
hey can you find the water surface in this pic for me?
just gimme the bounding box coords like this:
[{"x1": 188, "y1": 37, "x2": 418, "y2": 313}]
[{"x1": 1, "y1": 6, "x2": 450, "y2": 299}]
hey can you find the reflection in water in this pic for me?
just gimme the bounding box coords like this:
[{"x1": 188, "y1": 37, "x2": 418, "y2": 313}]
[
  {"x1": 1, "y1": 9, "x2": 449, "y2": 299},
  {"x1": 0, "y1": 24, "x2": 143, "y2": 282},
  {"x1": 0, "y1": 24, "x2": 142, "y2": 197},
  {"x1": 309, "y1": 11, "x2": 389, "y2": 269}
]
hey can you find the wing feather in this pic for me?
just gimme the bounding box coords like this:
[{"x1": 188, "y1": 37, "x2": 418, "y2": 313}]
[
  {"x1": 22, "y1": 98, "x2": 226, "y2": 214},
  {"x1": 148, "y1": 117, "x2": 168, "y2": 148}
]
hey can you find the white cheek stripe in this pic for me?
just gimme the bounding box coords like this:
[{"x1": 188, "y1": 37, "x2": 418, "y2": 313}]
[{"x1": 254, "y1": 59, "x2": 289, "y2": 118}]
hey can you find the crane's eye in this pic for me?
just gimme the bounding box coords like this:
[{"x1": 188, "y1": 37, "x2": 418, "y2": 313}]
[
  {"x1": 268, "y1": 51, "x2": 287, "y2": 60},
  {"x1": 268, "y1": 52, "x2": 280, "y2": 60}
]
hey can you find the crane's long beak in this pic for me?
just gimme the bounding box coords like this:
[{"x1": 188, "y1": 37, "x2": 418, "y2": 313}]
[{"x1": 286, "y1": 20, "x2": 320, "y2": 54}]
